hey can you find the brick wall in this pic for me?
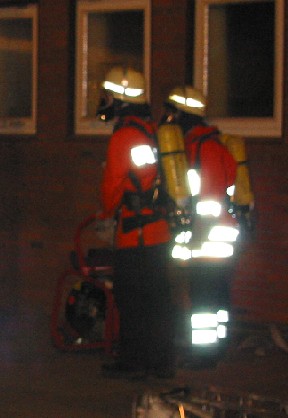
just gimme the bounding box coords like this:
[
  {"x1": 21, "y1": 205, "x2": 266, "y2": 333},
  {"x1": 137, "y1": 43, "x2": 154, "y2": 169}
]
[
  {"x1": 232, "y1": 140, "x2": 288, "y2": 323},
  {"x1": 0, "y1": 0, "x2": 287, "y2": 358},
  {"x1": 151, "y1": 0, "x2": 188, "y2": 119}
]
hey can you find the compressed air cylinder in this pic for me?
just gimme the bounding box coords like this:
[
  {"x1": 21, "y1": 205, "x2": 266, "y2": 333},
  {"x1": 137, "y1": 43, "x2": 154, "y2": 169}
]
[
  {"x1": 157, "y1": 123, "x2": 190, "y2": 206},
  {"x1": 220, "y1": 134, "x2": 254, "y2": 207}
]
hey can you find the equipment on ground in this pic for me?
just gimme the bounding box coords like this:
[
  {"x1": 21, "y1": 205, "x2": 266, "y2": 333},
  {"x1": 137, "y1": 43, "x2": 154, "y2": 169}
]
[
  {"x1": 50, "y1": 214, "x2": 119, "y2": 353},
  {"x1": 132, "y1": 386, "x2": 288, "y2": 417}
]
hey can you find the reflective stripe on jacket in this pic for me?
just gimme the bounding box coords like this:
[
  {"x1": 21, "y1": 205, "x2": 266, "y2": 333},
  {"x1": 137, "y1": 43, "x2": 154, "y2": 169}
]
[{"x1": 185, "y1": 125, "x2": 237, "y2": 200}]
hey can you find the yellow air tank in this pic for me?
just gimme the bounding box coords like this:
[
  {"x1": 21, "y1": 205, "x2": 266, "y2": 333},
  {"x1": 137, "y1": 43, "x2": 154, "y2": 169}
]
[
  {"x1": 157, "y1": 123, "x2": 190, "y2": 207},
  {"x1": 220, "y1": 134, "x2": 254, "y2": 207}
]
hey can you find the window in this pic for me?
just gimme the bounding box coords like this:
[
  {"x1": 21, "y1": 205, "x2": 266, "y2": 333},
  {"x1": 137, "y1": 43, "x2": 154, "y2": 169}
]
[
  {"x1": 75, "y1": 0, "x2": 151, "y2": 135},
  {"x1": 0, "y1": 5, "x2": 38, "y2": 135},
  {"x1": 194, "y1": 0, "x2": 284, "y2": 137}
]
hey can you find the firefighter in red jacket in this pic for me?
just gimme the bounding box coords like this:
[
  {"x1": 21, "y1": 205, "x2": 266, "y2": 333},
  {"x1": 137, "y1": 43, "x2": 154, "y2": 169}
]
[
  {"x1": 163, "y1": 86, "x2": 254, "y2": 235},
  {"x1": 161, "y1": 87, "x2": 241, "y2": 356},
  {"x1": 160, "y1": 86, "x2": 239, "y2": 260},
  {"x1": 98, "y1": 67, "x2": 175, "y2": 378},
  {"x1": 162, "y1": 86, "x2": 237, "y2": 202}
]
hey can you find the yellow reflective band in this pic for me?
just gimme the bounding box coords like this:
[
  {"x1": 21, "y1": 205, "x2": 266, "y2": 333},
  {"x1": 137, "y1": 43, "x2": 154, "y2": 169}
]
[
  {"x1": 226, "y1": 185, "x2": 235, "y2": 197},
  {"x1": 196, "y1": 200, "x2": 222, "y2": 217},
  {"x1": 103, "y1": 81, "x2": 124, "y2": 95},
  {"x1": 103, "y1": 81, "x2": 144, "y2": 98},
  {"x1": 186, "y1": 97, "x2": 205, "y2": 108},
  {"x1": 175, "y1": 231, "x2": 192, "y2": 244},
  {"x1": 169, "y1": 94, "x2": 205, "y2": 109},
  {"x1": 217, "y1": 325, "x2": 227, "y2": 339},
  {"x1": 191, "y1": 313, "x2": 218, "y2": 328},
  {"x1": 192, "y1": 329, "x2": 218, "y2": 345},
  {"x1": 131, "y1": 145, "x2": 157, "y2": 167},
  {"x1": 171, "y1": 244, "x2": 192, "y2": 260},
  {"x1": 208, "y1": 225, "x2": 239, "y2": 242},
  {"x1": 125, "y1": 87, "x2": 144, "y2": 97},
  {"x1": 217, "y1": 310, "x2": 229, "y2": 323},
  {"x1": 187, "y1": 169, "x2": 201, "y2": 196},
  {"x1": 169, "y1": 94, "x2": 186, "y2": 105},
  {"x1": 191, "y1": 242, "x2": 234, "y2": 258}
]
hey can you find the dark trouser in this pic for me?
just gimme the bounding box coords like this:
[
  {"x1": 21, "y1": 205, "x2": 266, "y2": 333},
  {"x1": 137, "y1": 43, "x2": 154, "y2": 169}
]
[
  {"x1": 113, "y1": 243, "x2": 175, "y2": 371},
  {"x1": 188, "y1": 262, "x2": 235, "y2": 311}
]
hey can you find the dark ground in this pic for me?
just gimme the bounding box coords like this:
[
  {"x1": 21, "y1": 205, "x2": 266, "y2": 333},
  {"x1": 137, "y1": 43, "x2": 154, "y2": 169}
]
[{"x1": 1, "y1": 323, "x2": 288, "y2": 418}]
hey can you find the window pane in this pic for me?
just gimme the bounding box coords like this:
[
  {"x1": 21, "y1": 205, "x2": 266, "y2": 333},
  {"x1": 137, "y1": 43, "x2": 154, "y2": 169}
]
[
  {"x1": 194, "y1": 0, "x2": 284, "y2": 137},
  {"x1": 208, "y1": 2, "x2": 274, "y2": 118},
  {"x1": 86, "y1": 10, "x2": 144, "y2": 118},
  {"x1": 0, "y1": 18, "x2": 33, "y2": 118},
  {"x1": 0, "y1": 5, "x2": 37, "y2": 135},
  {"x1": 75, "y1": 0, "x2": 150, "y2": 135}
]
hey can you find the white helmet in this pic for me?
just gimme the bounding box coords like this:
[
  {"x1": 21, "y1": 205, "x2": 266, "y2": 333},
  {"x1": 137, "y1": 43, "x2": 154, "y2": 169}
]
[
  {"x1": 102, "y1": 66, "x2": 146, "y2": 104},
  {"x1": 166, "y1": 86, "x2": 206, "y2": 116}
]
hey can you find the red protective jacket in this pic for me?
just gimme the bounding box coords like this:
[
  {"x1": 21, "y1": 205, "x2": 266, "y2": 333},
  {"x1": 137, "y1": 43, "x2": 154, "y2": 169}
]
[
  {"x1": 185, "y1": 125, "x2": 237, "y2": 200},
  {"x1": 101, "y1": 116, "x2": 171, "y2": 249}
]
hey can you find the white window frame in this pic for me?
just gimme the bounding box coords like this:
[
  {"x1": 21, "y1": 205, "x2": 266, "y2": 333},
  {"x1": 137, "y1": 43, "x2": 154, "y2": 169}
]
[
  {"x1": 194, "y1": 0, "x2": 284, "y2": 138},
  {"x1": 75, "y1": 0, "x2": 151, "y2": 136},
  {"x1": 0, "y1": 5, "x2": 38, "y2": 135}
]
